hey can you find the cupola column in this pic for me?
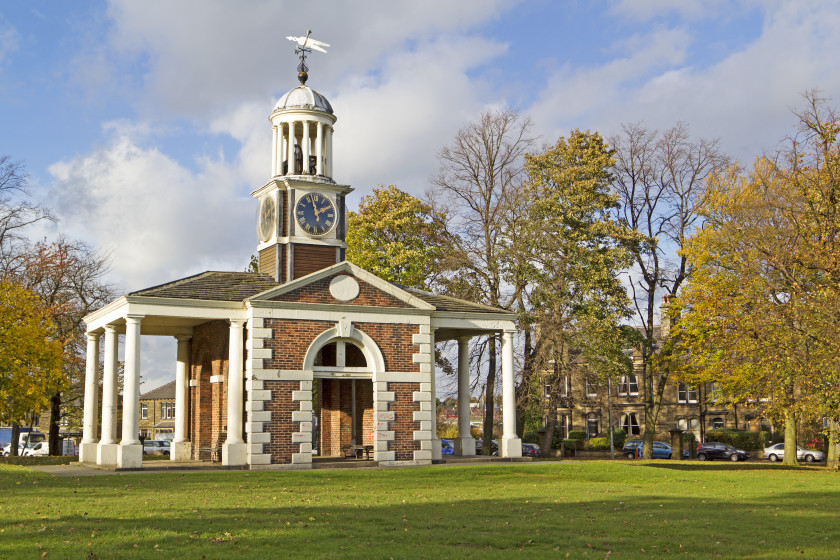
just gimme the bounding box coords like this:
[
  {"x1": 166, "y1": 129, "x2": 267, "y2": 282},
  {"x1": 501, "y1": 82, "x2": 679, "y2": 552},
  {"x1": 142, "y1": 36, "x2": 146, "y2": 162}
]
[
  {"x1": 302, "y1": 120, "x2": 311, "y2": 174},
  {"x1": 326, "y1": 125, "x2": 333, "y2": 177},
  {"x1": 271, "y1": 125, "x2": 279, "y2": 177},
  {"x1": 287, "y1": 121, "x2": 296, "y2": 174},
  {"x1": 316, "y1": 121, "x2": 324, "y2": 175}
]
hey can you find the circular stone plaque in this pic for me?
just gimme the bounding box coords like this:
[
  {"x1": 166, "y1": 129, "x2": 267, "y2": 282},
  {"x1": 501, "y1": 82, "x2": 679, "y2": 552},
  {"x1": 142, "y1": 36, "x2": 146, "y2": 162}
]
[{"x1": 329, "y1": 275, "x2": 360, "y2": 301}]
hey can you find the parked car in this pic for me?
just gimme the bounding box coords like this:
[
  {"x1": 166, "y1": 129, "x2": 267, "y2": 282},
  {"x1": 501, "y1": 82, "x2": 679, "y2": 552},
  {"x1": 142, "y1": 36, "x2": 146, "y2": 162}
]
[
  {"x1": 622, "y1": 439, "x2": 642, "y2": 459},
  {"x1": 2, "y1": 442, "x2": 26, "y2": 457},
  {"x1": 441, "y1": 439, "x2": 454, "y2": 455},
  {"x1": 521, "y1": 443, "x2": 540, "y2": 458},
  {"x1": 142, "y1": 440, "x2": 171, "y2": 456},
  {"x1": 696, "y1": 442, "x2": 749, "y2": 462},
  {"x1": 22, "y1": 441, "x2": 49, "y2": 457},
  {"x1": 635, "y1": 441, "x2": 674, "y2": 459},
  {"x1": 475, "y1": 439, "x2": 498, "y2": 456},
  {"x1": 763, "y1": 443, "x2": 825, "y2": 463}
]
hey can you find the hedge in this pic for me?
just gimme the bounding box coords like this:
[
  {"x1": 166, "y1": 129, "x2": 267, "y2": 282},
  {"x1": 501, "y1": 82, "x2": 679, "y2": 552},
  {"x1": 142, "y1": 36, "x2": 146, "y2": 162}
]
[{"x1": 704, "y1": 429, "x2": 770, "y2": 450}]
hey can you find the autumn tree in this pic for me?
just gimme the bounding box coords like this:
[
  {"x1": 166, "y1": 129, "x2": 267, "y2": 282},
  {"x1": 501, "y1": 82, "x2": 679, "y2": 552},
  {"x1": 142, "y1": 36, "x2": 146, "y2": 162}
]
[
  {"x1": 523, "y1": 130, "x2": 640, "y2": 455},
  {"x1": 610, "y1": 123, "x2": 729, "y2": 457},
  {"x1": 346, "y1": 185, "x2": 450, "y2": 289},
  {"x1": 673, "y1": 93, "x2": 840, "y2": 467},
  {"x1": 0, "y1": 279, "x2": 64, "y2": 455},
  {"x1": 429, "y1": 109, "x2": 536, "y2": 453}
]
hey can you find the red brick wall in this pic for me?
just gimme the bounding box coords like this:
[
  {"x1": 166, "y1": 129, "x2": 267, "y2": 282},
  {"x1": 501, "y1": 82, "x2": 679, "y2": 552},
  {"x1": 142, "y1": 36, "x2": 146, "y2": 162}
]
[
  {"x1": 355, "y1": 323, "x2": 421, "y2": 372},
  {"x1": 389, "y1": 382, "x2": 420, "y2": 461},
  {"x1": 189, "y1": 320, "x2": 229, "y2": 460},
  {"x1": 262, "y1": 380, "x2": 300, "y2": 464},
  {"x1": 270, "y1": 274, "x2": 412, "y2": 308}
]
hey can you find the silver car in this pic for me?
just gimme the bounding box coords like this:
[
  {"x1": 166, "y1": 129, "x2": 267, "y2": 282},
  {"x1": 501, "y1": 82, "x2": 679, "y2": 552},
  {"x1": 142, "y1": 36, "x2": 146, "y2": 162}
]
[
  {"x1": 763, "y1": 442, "x2": 825, "y2": 463},
  {"x1": 142, "y1": 440, "x2": 171, "y2": 456}
]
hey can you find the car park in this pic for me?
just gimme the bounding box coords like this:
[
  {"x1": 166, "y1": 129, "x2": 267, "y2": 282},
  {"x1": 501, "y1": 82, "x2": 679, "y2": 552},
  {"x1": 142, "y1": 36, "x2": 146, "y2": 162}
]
[
  {"x1": 521, "y1": 443, "x2": 540, "y2": 458},
  {"x1": 622, "y1": 439, "x2": 642, "y2": 459},
  {"x1": 696, "y1": 442, "x2": 749, "y2": 462},
  {"x1": 763, "y1": 443, "x2": 825, "y2": 463},
  {"x1": 142, "y1": 440, "x2": 171, "y2": 456},
  {"x1": 635, "y1": 441, "x2": 674, "y2": 459},
  {"x1": 441, "y1": 439, "x2": 454, "y2": 455}
]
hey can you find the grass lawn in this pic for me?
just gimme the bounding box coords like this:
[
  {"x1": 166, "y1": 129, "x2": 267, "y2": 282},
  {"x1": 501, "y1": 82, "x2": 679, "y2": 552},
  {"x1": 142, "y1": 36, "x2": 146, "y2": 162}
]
[{"x1": 1, "y1": 460, "x2": 838, "y2": 559}]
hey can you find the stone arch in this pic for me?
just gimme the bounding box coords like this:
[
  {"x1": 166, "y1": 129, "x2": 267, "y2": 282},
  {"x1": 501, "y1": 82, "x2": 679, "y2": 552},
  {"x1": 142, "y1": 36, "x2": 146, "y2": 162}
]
[{"x1": 302, "y1": 324, "x2": 386, "y2": 379}]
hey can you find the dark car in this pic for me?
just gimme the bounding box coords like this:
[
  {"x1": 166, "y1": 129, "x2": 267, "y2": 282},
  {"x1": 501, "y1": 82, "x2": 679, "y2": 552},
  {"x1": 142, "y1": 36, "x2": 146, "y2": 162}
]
[
  {"x1": 622, "y1": 439, "x2": 642, "y2": 459},
  {"x1": 441, "y1": 439, "x2": 454, "y2": 455},
  {"x1": 696, "y1": 442, "x2": 749, "y2": 462},
  {"x1": 475, "y1": 439, "x2": 498, "y2": 456},
  {"x1": 521, "y1": 443, "x2": 540, "y2": 458}
]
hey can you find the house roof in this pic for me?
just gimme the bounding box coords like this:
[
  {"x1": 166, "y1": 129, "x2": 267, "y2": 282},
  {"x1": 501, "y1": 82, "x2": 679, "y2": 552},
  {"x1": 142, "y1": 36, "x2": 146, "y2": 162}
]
[
  {"x1": 130, "y1": 271, "x2": 279, "y2": 302},
  {"x1": 140, "y1": 380, "x2": 176, "y2": 400},
  {"x1": 396, "y1": 285, "x2": 508, "y2": 314}
]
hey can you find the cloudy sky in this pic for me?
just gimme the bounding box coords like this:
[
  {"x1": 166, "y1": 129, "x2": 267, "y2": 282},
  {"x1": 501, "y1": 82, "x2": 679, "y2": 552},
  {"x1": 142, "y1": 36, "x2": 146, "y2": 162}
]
[{"x1": 3, "y1": 0, "x2": 840, "y2": 391}]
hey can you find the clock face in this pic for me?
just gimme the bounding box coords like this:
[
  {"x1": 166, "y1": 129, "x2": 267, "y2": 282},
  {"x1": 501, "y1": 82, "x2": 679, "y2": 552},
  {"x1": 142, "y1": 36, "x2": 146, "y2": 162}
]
[
  {"x1": 258, "y1": 196, "x2": 276, "y2": 242},
  {"x1": 295, "y1": 192, "x2": 336, "y2": 236}
]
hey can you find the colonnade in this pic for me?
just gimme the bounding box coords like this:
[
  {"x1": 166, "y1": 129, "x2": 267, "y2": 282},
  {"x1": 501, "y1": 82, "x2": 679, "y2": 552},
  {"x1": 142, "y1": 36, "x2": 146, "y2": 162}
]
[
  {"x1": 78, "y1": 318, "x2": 248, "y2": 468},
  {"x1": 271, "y1": 118, "x2": 333, "y2": 178}
]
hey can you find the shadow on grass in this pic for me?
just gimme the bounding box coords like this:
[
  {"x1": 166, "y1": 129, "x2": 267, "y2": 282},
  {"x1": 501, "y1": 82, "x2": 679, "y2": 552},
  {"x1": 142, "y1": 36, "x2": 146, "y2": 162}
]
[{"x1": 635, "y1": 460, "x2": 819, "y2": 472}]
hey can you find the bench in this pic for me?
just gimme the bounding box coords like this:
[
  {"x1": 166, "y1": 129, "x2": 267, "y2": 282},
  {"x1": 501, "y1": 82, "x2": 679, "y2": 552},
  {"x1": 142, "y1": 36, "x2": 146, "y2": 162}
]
[{"x1": 342, "y1": 444, "x2": 374, "y2": 460}]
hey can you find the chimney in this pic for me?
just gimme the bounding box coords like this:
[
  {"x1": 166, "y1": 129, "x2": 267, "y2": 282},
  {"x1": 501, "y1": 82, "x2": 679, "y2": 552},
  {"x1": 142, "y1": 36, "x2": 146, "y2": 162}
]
[{"x1": 660, "y1": 293, "x2": 671, "y2": 339}]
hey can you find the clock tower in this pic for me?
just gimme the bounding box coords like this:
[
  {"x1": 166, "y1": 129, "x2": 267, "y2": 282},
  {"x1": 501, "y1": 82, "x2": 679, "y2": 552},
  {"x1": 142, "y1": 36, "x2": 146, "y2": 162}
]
[{"x1": 252, "y1": 71, "x2": 352, "y2": 283}]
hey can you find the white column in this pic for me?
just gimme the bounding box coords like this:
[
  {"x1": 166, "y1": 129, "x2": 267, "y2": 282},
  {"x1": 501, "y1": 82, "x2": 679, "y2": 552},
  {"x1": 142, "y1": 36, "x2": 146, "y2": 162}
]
[
  {"x1": 325, "y1": 126, "x2": 333, "y2": 177},
  {"x1": 500, "y1": 329, "x2": 521, "y2": 458},
  {"x1": 79, "y1": 332, "x2": 100, "y2": 463},
  {"x1": 118, "y1": 314, "x2": 144, "y2": 468},
  {"x1": 223, "y1": 319, "x2": 247, "y2": 466},
  {"x1": 315, "y1": 121, "x2": 324, "y2": 176},
  {"x1": 429, "y1": 329, "x2": 442, "y2": 461},
  {"x1": 454, "y1": 336, "x2": 475, "y2": 456},
  {"x1": 288, "y1": 121, "x2": 296, "y2": 174},
  {"x1": 302, "y1": 120, "x2": 311, "y2": 174},
  {"x1": 271, "y1": 125, "x2": 278, "y2": 176},
  {"x1": 171, "y1": 335, "x2": 191, "y2": 461},
  {"x1": 97, "y1": 325, "x2": 119, "y2": 465}
]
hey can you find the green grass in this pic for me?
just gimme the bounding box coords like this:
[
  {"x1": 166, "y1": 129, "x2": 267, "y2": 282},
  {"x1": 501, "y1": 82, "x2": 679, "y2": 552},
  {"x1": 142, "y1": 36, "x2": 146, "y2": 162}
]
[{"x1": 1, "y1": 460, "x2": 838, "y2": 559}]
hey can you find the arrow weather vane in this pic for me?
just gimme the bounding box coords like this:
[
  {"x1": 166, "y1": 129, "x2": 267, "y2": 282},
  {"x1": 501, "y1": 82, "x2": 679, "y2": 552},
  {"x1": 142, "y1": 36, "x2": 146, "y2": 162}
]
[{"x1": 286, "y1": 29, "x2": 330, "y2": 84}]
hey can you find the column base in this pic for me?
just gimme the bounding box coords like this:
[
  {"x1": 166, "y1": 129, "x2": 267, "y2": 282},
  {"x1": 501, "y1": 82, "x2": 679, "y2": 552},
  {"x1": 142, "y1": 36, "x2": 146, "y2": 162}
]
[
  {"x1": 171, "y1": 441, "x2": 192, "y2": 461},
  {"x1": 79, "y1": 441, "x2": 99, "y2": 463},
  {"x1": 97, "y1": 442, "x2": 119, "y2": 466},
  {"x1": 430, "y1": 438, "x2": 442, "y2": 461},
  {"x1": 222, "y1": 442, "x2": 247, "y2": 466},
  {"x1": 500, "y1": 436, "x2": 522, "y2": 458},
  {"x1": 454, "y1": 436, "x2": 476, "y2": 456},
  {"x1": 118, "y1": 443, "x2": 143, "y2": 468}
]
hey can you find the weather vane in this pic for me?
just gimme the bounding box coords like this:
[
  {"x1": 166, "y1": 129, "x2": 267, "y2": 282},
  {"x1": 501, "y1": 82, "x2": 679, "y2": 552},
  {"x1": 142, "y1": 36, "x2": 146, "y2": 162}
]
[{"x1": 286, "y1": 30, "x2": 330, "y2": 85}]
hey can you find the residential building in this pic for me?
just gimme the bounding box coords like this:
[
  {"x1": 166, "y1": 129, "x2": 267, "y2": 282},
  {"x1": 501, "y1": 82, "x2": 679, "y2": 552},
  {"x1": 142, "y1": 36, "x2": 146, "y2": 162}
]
[{"x1": 139, "y1": 381, "x2": 176, "y2": 440}]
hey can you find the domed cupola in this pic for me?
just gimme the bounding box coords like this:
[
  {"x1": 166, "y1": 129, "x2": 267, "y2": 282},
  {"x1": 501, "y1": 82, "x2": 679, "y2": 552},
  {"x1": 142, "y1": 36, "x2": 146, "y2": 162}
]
[{"x1": 268, "y1": 69, "x2": 337, "y2": 183}]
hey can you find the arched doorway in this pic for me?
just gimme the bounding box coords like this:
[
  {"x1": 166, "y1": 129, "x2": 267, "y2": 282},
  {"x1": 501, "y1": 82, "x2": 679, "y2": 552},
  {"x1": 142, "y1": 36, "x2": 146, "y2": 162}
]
[{"x1": 312, "y1": 338, "x2": 374, "y2": 458}]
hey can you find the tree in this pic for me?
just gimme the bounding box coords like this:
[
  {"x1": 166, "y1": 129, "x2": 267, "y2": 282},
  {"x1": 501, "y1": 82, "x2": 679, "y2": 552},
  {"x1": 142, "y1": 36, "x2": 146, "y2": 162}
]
[
  {"x1": 346, "y1": 185, "x2": 450, "y2": 289},
  {"x1": 673, "y1": 93, "x2": 840, "y2": 467},
  {"x1": 610, "y1": 123, "x2": 729, "y2": 457},
  {"x1": 0, "y1": 156, "x2": 52, "y2": 273},
  {"x1": 429, "y1": 109, "x2": 536, "y2": 453},
  {"x1": 0, "y1": 279, "x2": 64, "y2": 455},
  {"x1": 523, "y1": 130, "x2": 640, "y2": 455},
  {"x1": 15, "y1": 239, "x2": 114, "y2": 454}
]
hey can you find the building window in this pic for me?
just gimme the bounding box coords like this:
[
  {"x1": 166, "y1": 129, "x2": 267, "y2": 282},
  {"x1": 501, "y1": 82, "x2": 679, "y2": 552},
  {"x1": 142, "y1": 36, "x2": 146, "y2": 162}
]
[
  {"x1": 617, "y1": 375, "x2": 639, "y2": 396},
  {"x1": 586, "y1": 413, "x2": 599, "y2": 438},
  {"x1": 678, "y1": 418, "x2": 700, "y2": 437},
  {"x1": 544, "y1": 377, "x2": 569, "y2": 399},
  {"x1": 620, "y1": 413, "x2": 641, "y2": 436},
  {"x1": 585, "y1": 378, "x2": 597, "y2": 398},
  {"x1": 141, "y1": 403, "x2": 148, "y2": 420},
  {"x1": 314, "y1": 340, "x2": 368, "y2": 369},
  {"x1": 677, "y1": 383, "x2": 698, "y2": 403},
  {"x1": 558, "y1": 414, "x2": 570, "y2": 439},
  {"x1": 712, "y1": 417, "x2": 724, "y2": 429},
  {"x1": 161, "y1": 402, "x2": 175, "y2": 420}
]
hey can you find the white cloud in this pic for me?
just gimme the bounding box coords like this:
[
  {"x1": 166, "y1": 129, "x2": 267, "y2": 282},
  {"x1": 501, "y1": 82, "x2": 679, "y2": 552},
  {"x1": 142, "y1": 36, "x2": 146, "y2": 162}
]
[{"x1": 47, "y1": 132, "x2": 254, "y2": 293}]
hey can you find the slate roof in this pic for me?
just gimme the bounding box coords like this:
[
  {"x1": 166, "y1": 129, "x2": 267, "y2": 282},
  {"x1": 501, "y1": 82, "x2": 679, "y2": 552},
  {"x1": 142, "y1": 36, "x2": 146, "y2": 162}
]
[
  {"x1": 130, "y1": 271, "x2": 279, "y2": 302},
  {"x1": 397, "y1": 285, "x2": 508, "y2": 314},
  {"x1": 140, "y1": 380, "x2": 175, "y2": 400}
]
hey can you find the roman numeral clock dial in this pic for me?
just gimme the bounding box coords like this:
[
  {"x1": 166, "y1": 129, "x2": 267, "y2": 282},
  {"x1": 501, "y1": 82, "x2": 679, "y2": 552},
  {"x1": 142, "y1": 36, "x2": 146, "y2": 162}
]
[{"x1": 295, "y1": 192, "x2": 336, "y2": 236}]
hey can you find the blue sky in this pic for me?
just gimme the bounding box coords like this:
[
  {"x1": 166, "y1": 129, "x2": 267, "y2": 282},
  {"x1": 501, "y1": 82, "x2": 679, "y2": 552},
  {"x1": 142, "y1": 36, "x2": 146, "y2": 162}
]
[{"x1": 3, "y1": 0, "x2": 840, "y2": 391}]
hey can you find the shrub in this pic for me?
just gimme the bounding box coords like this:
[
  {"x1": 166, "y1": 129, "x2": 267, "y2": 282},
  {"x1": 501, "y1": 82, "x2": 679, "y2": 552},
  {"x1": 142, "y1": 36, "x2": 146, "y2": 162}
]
[
  {"x1": 522, "y1": 430, "x2": 541, "y2": 444},
  {"x1": 563, "y1": 438, "x2": 584, "y2": 451},
  {"x1": 705, "y1": 429, "x2": 769, "y2": 450},
  {"x1": 584, "y1": 437, "x2": 610, "y2": 450},
  {"x1": 568, "y1": 431, "x2": 587, "y2": 440},
  {"x1": 611, "y1": 429, "x2": 627, "y2": 449}
]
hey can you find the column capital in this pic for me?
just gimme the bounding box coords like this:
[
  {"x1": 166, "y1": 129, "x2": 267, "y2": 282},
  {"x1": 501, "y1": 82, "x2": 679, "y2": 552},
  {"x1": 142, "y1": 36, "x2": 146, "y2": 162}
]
[
  {"x1": 104, "y1": 323, "x2": 118, "y2": 334},
  {"x1": 229, "y1": 319, "x2": 246, "y2": 328},
  {"x1": 86, "y1": 331, "x2": 101, "y2": 342},
  {"x1": 175, "y1": 334, "x2": 193, "y2": 343},
  {"x1": 125, "y1": 314, "x2": 145, "y2": 323},
  {"x1": 457, "y1": 334, "x2": 471, "y2": 344}
]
